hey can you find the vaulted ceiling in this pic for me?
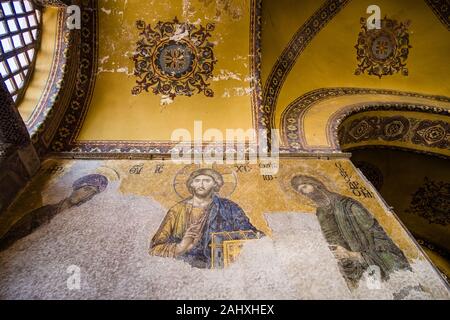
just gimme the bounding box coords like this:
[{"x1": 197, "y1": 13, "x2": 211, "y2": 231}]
[
  {"x1": 262, "y1": 0, "x2": 449, "y2": 134},
  {"x1": 14, "y1": 0, "x2": 450, "y2": 156}
]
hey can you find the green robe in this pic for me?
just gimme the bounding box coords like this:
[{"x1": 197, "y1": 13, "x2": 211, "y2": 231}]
[{"x1": 317, "y1": 193, "x2": 411, "y2": 284}]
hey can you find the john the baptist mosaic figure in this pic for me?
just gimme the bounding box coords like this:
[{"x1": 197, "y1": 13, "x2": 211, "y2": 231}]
[{"x1": 291, "y1": 175, "x2": 411, "y2": 288}]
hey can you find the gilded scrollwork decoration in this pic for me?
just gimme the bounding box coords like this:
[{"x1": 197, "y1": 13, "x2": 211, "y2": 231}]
[
  {"x1": 131, "y1": 17, "x2": 217, "y2": 100},
  {"x1": 354, "y1": 17, "x2": 412, "y2": 78}
]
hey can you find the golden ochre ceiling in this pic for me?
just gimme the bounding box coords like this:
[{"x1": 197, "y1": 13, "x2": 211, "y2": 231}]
[
  {"x1": 16, "y1": 0, "x2": 449, "y2": 155},
  {"x1": 27, "y1": 0, "x2": 262, "y2": 155},
  {"x1": 78, "y1": 0, "x2": 259, "y2": 147},
  {"x1": 262, "y1": 0, "x2": 450, "y2": 151}
]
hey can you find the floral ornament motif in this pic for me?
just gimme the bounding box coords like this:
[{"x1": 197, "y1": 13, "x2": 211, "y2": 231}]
[
  {"x1": 131, "y1": 17, "x2": 217, "y2": 100},
  {"x1": 382, "y1": 117, "x2": 410, "y2": 141},
  {"x1": 348, "y1": 119, "x2": 373, "y2": 140},
  {"x1": 407, "y1": 178, "x2": 450, "y2": 225},
  {"x1": 415, "y1": 123, "x2": 448, "y2": 145},
  {"x1": 412, "y1": 120, "x2": 449, "y2": 150},
  {"x1": 355, "y1": 17, "x2": 412, "y2": 78}
]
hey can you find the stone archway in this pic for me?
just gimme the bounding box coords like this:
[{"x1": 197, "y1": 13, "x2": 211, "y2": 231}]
[{"x1": 279, "y1": 88, "x2": 450, "y2": 154}]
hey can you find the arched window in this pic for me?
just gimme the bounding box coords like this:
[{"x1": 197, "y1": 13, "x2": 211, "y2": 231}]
[{"x1": 0, "y1": 0, "x2": 41, "y2": 104}]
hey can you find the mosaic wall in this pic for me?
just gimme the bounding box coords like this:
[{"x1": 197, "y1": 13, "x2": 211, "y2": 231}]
[{"x1": 0, "y1": 157, "x2": 448, "y2": 299}]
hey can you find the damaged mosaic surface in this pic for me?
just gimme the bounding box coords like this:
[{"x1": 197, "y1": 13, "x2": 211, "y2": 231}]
[{"x1": 0, "y1": 158, "x2": 448, "y2": 299}]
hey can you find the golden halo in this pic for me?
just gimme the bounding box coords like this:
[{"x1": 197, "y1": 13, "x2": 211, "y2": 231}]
[
  {"x1": 278, "y1": 164, "x2": 337, "y2": 205},
  {"x1": 173, "y1": 164, "x2": 237, "y2": 199}
]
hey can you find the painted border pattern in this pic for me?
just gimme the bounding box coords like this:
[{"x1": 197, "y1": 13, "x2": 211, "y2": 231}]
[
  {"x1": 50, "y1": 0, "x2": 97, "y2": 153},
  {"x1": 281, "y1": 87, "x2": 450, "y2": 152},
  {"x1": 26, "y1": 9, "x2": 81, "y2": 156},
  {"x1": 338, "y1": 114, "x2": 450, "y2": 157},
  {"x1": 261, "y1": 0, "x2": 351, "y2": 130},
  {"x1": 25, "y1": 9, "x2": 67, "y2": 130},
  {"x1": 425, "y1": 0, "x2": 450, "y2": 30}
]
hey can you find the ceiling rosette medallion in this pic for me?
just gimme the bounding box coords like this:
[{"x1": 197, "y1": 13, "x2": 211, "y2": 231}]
[
  {"x1": 131, "y1": 17, "x2": 217, "y2": 100},
  {"x1": 354, "y1": 17, "x2": 412, "y2": 78},
  {"x1": 407, "y1": 178, "x2": 450, "y2": 226}
]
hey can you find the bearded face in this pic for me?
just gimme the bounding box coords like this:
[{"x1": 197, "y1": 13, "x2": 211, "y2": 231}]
[
  {"x1": 294, "y1": 183, "x2": 330, "y2": 206},
  {"x1": 189, "y1": 174, "x2": 217, "y2": 199}
]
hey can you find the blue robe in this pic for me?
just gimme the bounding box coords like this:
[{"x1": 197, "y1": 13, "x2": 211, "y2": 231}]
[{"x1": 180, "y1": 195, "x2": 262, "y2": 268}]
